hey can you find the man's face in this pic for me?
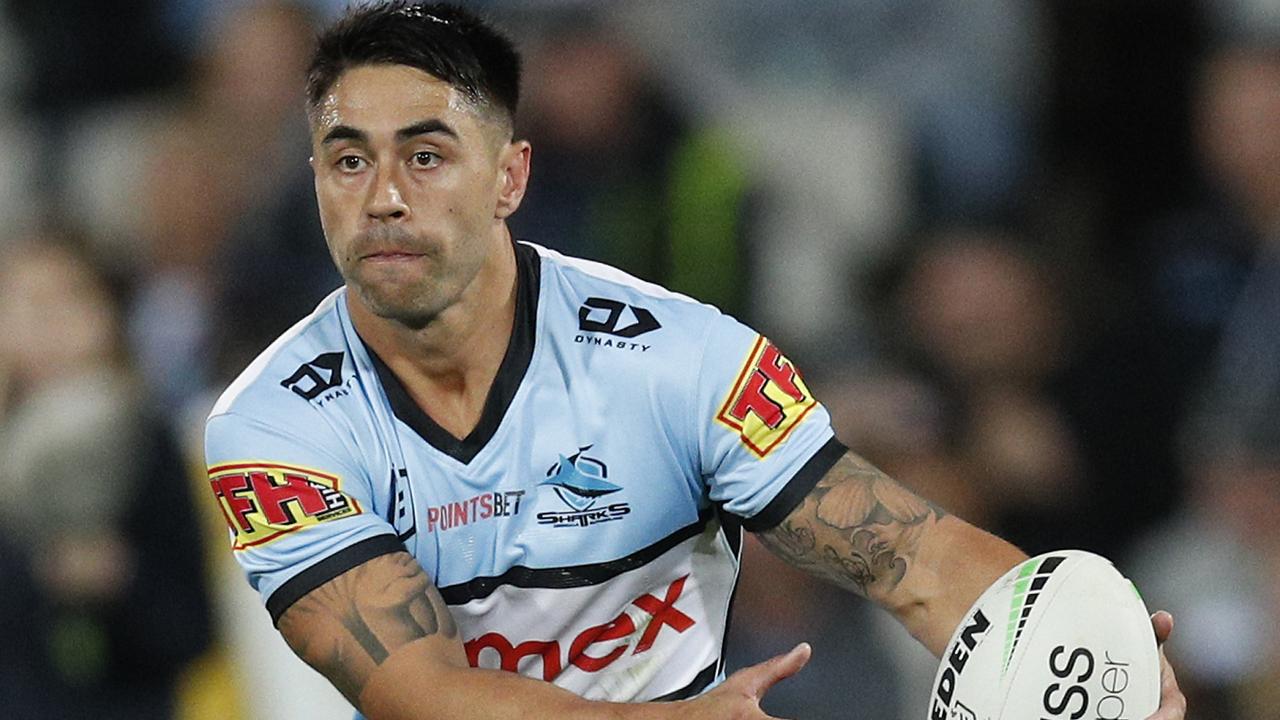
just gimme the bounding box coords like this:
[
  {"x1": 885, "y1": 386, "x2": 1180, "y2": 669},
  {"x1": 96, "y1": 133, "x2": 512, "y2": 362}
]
[{"x1": 310, "y1": 64, "x2": 524, "y2": 327}]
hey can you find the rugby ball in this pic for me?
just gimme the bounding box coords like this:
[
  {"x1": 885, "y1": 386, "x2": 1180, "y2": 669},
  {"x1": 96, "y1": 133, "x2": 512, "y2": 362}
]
[{"x1": 925, "y1": 550, "x2": 1159, "y2": 720}]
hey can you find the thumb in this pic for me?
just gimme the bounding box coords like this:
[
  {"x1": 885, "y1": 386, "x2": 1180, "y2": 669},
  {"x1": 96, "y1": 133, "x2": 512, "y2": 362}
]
[
  {"x1": 1150, "y1": 610, "x2": 1174, "y2": 646},
  {"x1": 733, "y1": 643, "x2": 812, "y2": 699}
]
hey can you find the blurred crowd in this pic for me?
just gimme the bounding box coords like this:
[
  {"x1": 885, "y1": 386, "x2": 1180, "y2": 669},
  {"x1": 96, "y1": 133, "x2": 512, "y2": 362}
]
[{"x1": 0, "y1": 0, "x2": 1277, "y2": 718}]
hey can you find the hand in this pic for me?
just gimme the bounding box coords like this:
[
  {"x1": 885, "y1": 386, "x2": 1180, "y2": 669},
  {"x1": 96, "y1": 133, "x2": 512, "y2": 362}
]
[
  {"x1": 679, "y1": 643, "x2": 811, "y2": 719},
  {"x1": 1145, "y1": 611, "x2": 1186, "y2": 720}
]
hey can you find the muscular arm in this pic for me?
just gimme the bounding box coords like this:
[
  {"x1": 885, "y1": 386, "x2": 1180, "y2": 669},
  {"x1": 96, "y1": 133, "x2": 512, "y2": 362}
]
[
  {"x1": 757, "y1": 450, "x2": 1026, "y2": 656},
  {"x1": 277, "y1": 550, "x2": 797, "y2": 720},
  {"x1": 278, "y1": 551, "x2": 640, "y2": 720}
]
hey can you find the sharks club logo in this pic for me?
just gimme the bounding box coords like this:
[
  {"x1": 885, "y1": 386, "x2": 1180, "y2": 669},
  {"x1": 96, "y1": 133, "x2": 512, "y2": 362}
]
[{"x1": 536, "y1": 446, "x2": 631, "y2": 528}]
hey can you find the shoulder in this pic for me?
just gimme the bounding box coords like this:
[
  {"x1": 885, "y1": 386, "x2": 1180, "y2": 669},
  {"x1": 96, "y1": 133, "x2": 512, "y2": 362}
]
[
  {"x1": 525, "y1": 241, "x2": 746, "y2": 351},
  {"x1": 207, "y1": 288, "x2": 353, "y2": 433},
  {"x1": 527, "y1": 241, "x2": 695, "y2": 304}
]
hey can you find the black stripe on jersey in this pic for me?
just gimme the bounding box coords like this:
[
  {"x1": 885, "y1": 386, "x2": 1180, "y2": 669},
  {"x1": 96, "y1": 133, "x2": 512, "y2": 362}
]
[
  {"x1": 365, "y1": 240, "x2": 541, "y2": 465},
  {"x1": 714, "y1": 517, "x2": 744, "y2": 681},
  {"x1": 387, "y1": 467, "x2": 417, "y2": 542},
  {"x1": 266, "y1": 534, "x2": 404, "y2": 625},
  {"x1": 652, "y1": 661, "x2": 718, "y2": 701},
  {"x1": 438, "y1": 508, "x2": 714, "y2": 605},
  {"x1": 740, "y1": 436, "x2": 846, "y2": 532},
  {"x1": 717, "y1": 506, "x2": 743, "y2": 558}
]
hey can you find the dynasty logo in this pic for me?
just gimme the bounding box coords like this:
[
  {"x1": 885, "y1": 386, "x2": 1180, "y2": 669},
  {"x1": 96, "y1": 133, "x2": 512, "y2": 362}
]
[
  {"x1": 537, "y1": 446, "x2": 630, "y2": 528},
  {"x1": 574, "y1": 297, "x2": 659, "y2": 352},
  {"x1": 281, "y1": 352, "x2": 351, "y2": 404}
]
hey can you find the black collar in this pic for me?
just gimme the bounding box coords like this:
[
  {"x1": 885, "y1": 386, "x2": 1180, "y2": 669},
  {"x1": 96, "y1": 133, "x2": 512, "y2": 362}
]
[{"x1": 364, "y1": 241, "x2": 541, "y2": 464}]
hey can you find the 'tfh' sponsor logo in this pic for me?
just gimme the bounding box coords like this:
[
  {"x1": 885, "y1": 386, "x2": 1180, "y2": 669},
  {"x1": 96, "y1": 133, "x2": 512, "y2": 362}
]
[
  {"x1": 537, "y1": 446, "x2": 631, "y2": 527},
  {"x1": 465, "y1": 575, "x2": 695, "y2": 681},
  {"x1": 207, "y1": 462, "x2": 360, "y2": 549},
  {"x1": 715, "y1": 337, "x2": 817, "y2": 459},
  {"x1": 930, "y1": 609, "x2": 990, "y2": 720}
]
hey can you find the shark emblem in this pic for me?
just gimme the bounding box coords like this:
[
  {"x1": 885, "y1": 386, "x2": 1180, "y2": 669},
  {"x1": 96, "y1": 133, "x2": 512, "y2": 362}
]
[{"x1": 541, "y1": 447, "x2": 618, "y2": 511}]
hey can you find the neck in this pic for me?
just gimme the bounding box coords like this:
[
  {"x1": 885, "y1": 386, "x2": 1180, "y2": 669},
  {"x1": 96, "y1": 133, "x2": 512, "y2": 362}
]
[{"x1": 349, "y1": 234, "x2": 519, "y2": 438}]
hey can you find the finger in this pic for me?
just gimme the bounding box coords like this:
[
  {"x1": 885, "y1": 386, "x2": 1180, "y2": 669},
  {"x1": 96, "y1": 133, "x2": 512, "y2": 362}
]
[
  {"x1": 1142, "y1": 643, "x2": 1186, "y2": 720},
  {"x1": 730, "y1": 643, "x2": 812, "y2": 699},
  {"x1": 1149, "y1": 610, "x2": 1174, "y2": 645}
]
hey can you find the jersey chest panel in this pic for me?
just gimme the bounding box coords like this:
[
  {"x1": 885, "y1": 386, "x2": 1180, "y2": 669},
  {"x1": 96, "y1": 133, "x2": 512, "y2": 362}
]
[{"x1": 390, "y1": 363, "x2": 706, "y2": 589}]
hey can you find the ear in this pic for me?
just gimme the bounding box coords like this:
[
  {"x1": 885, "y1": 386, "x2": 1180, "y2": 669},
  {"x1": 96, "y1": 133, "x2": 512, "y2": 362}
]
[{"x1": 494, "y1": 140, "x2": 532, "y2": 220}]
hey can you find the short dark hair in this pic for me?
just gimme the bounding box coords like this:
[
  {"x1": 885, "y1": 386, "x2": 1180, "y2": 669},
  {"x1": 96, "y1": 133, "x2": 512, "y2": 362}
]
[{"x1": 306, "y1": 2, "x2": 521, "y2": 125}]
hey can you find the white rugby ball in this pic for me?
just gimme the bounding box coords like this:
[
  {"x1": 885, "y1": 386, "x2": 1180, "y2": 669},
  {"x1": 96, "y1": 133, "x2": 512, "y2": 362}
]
[{"x1": 925, "y1": 550, "x2": 1159, "y2": 720}]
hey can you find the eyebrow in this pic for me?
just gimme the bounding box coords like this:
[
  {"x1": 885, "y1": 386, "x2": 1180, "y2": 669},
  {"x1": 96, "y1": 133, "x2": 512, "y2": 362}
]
[
  {"x1": 321, "y1": 125, "x2": 366, "y2": 145},
  {"x1": 395, "y1": 119, "x2": 458, "y2": 142},
  {"x1": 321, "y1": 119, "x2": 459, "y2": 146}
]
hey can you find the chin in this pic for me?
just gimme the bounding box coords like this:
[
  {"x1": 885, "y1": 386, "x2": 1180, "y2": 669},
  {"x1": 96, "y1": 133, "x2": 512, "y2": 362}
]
[{"x1": 356, "y1": 285, "x2": 444, "y2": 329}]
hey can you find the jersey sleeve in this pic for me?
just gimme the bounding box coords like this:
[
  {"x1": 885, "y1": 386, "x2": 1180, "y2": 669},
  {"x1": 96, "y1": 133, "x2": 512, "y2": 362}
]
[
  {"x1": 205, "y1": 410, "x2": 402, "y2": 624},
  {"x1": 694, "y1": 314, "x2": 845, "y2": 531}
]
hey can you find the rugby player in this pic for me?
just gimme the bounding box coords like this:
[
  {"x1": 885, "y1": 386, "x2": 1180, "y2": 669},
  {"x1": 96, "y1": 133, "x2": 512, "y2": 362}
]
[{"x1": 204, "y1": 3, "x2": 1186, "y2": 718}]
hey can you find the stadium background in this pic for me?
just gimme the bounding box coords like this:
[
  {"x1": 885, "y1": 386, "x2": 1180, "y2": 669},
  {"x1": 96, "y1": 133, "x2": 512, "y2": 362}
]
[{"x1": 0, "y1": 0, "x2": 1276, "y2": 717}]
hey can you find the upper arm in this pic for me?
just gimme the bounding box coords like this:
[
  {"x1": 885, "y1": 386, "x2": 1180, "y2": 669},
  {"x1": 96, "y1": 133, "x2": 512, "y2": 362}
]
[
  {"x1": 204, "y1": 410, "x2": 455, "y2": 704},
  {"x1": 692, "y1": 318, "x2": 840, "y2": 523},
  {"x1": 756, "y1": 449, "x2": 1025, "y2": 655},
  {"x1": 755, "y1": 450, "x2": 947, "y2": 600},
  {"x1": 277, "y1": 551, "x2": 466, "y2": 708},
  {"x1": 686, "y1": 315, "x2": 1023, "y2": 652}
]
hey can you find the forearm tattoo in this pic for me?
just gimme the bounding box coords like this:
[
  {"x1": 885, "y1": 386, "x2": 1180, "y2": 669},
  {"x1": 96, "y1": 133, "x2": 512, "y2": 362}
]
[
  {"x1": 759, "y1": 452, "x2": 946, "y2": 598},
  {"x1": 278, "y1": 551, "x2": 457, "y2": 704}
]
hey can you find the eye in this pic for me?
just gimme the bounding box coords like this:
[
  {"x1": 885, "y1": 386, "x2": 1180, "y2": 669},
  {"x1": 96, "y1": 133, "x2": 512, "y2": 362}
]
[
  {"x1": 411, "y1": 151, "x2": 440, "y2": 168},
  {"x1": 337, "y1": 155, "x2": 366, "y2": 172}
]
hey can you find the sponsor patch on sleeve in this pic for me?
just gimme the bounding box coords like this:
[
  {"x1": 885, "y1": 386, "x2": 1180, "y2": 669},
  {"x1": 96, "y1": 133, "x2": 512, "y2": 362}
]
[
  {"x1": 715, "y1": 336, "x2": 819, "y2": 459},
  {"x1": 207, "y1": 461, "x2": 362, "y2": 550}
]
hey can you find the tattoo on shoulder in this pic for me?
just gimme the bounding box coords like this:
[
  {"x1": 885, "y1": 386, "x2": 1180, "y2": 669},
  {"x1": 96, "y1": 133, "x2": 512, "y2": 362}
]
[
  {"x1": 759, "y1": 452, "x2": 946, "y2": 597},
  {"x1": 278, "y1": 551, "x2": 457, "y2": 704}
]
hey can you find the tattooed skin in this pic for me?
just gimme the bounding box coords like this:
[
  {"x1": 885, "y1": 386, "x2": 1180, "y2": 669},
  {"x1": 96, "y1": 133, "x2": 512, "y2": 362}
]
[
  {"x1": 759, "y1": 452, "x2": 945, "y2": 599},
  {"x1": 278, "y1": 551, "x2": 457, "y2": 705}
]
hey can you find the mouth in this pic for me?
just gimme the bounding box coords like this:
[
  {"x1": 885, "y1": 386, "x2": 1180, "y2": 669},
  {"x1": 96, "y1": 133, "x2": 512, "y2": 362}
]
[{"x1": 359, "y1": 249, "x2": 426, "y2": 262}]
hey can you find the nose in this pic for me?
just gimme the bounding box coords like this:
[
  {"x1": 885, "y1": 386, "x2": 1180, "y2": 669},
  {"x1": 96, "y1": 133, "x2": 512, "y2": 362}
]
[{"x1": 365, "y1": 163, "x2": 409, "y2": 221}]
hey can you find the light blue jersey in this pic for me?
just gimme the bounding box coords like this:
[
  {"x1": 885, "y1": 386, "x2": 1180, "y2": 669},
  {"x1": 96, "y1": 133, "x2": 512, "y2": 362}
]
[{"x1": 205, "y1": 241, "x2": 843, "y2": 706}]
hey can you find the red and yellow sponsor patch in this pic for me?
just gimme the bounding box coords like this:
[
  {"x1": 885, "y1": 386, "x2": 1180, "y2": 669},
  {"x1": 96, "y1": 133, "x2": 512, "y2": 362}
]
[
  {"x1": 716, "y1": 336, "x2": 818, "y2": 458},
  {"x1": 207, "y1": 461, "x2": 362, "y2": 550}
]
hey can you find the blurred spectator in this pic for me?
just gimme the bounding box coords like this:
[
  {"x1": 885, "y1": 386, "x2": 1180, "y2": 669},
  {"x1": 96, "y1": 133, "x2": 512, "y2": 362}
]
[
  {"x1": 1178, "y1": 42, "x2": 1280, "y2": 464},
  {"x1": 197, "y1": 0, "x2": 342, "y2": 377},
  {"x1": 4, "y1": 0, "x2": 185, "y2": 203},
  {"x1": 126, "y1": 118, "x2": 238, "y2": 415},
  {"x1": 612, "y1": 0, "x2": 1041, "y2": 367},
  {"x1": 124, "y1": 1, "x2": 340, "y2": 414},
  {"x1": 866, "y1": 228, "x2": 1091, "y2": 553},
  {"x1": 1134, "y1": 40, "x2": 1280, "y2": 411},
  {"x1": 1130, "y1": 454, "x2": 1280, "y2": 716},
  {"x1": 0, "y1": 235, "x2": 212, "y2": 719},
  {"x1": 1128, "y1": 33, "x2": 1280, "y2": 716},
  {"x1": 510, "y1": 10, "x2": 752, "y2": 315}
]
